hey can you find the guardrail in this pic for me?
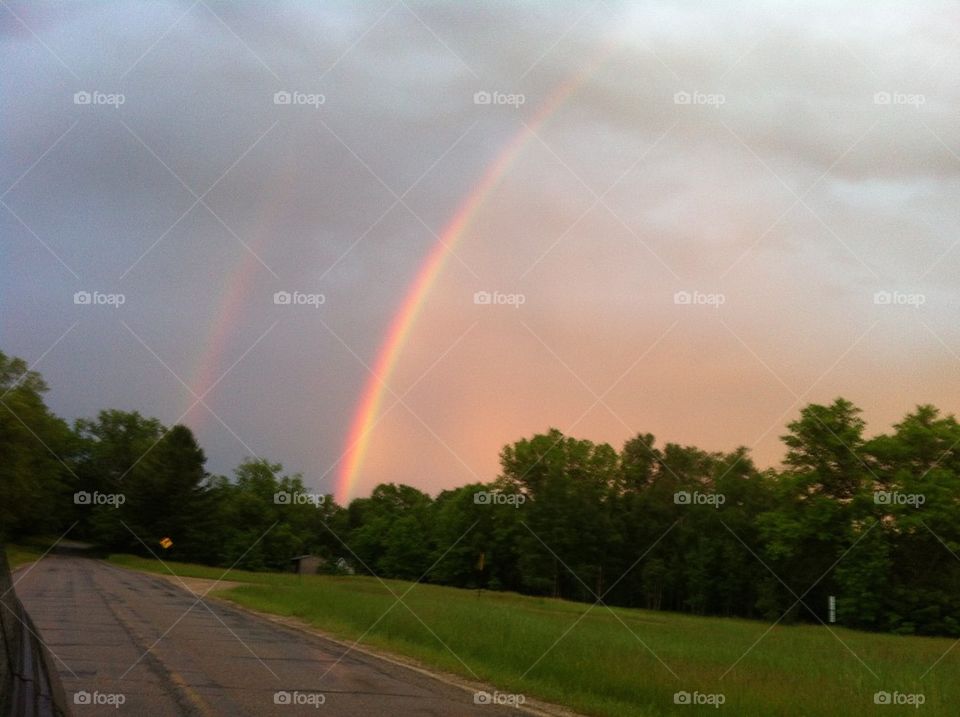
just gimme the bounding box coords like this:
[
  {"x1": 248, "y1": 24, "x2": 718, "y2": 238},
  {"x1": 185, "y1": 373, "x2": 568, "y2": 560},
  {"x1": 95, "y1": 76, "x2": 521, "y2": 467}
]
[{"x1": 0, "y1": 550, "x2": 70, "y2": 716}]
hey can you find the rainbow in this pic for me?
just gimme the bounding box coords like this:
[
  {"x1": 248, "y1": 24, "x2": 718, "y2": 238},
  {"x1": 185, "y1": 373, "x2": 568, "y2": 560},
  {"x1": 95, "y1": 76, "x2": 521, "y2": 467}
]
[
  {"x1": 187, "y1": 254, "x2": 260, "y2": 410},
  {"x1": 184, "y1": 156, "x2": 295, "y2": 424},
  {"x1": 335, "y1": 42, "x2": 618, "y2": 503}
]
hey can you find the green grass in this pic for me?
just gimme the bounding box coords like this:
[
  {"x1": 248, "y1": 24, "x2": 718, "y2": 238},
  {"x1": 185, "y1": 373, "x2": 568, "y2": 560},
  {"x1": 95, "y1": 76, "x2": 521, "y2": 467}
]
[
  {"x1": 109, "y1": 554, "x2": 953, "y2": 716},
  {"x1": 5, "y1": 544, "x2": 43, "y2": 568},
  {"x1": 108, "y1": 553, "x2": 280, "y2": 584}
]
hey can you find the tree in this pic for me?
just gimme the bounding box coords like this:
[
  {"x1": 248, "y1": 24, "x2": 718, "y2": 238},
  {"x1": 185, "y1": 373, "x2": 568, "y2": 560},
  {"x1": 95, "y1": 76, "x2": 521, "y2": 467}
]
[
  {"x1": 0, "y1": 352, "x2": 75, "y2": 540},
  {"x1": 782, "y1": 398, "x2": 866, "y2": 500},
  {"x1": 8, "y1": 350, "x2": 960, "y2": 638},
  {"x1": 862, "y1": 406, "x2": 960, "y2": 635},
  {"x1": 217, "y1": 458, "x2": 319, "y2": 570},
  {"x1": 758, "y1": 399, "x2": 869, "y2": 622},
  {"x1": 119, "y1": 424, "x2": 211, "y2": 561},
  {"x1": 500, "y1": 429, "x2": 617, "y2": 600},
  {"x1": 73, "y1": 410, "x2": 165, "y2": 548},
  {"x1": 347, "y1": 483, "x2": 432, "y2": 578}
]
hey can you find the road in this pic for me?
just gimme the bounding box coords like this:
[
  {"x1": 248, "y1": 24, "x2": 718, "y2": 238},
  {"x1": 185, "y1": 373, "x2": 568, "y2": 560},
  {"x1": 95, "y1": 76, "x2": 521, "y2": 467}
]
[{"x1": 13, "y1": 556, "x2": 528, "y2": 716}]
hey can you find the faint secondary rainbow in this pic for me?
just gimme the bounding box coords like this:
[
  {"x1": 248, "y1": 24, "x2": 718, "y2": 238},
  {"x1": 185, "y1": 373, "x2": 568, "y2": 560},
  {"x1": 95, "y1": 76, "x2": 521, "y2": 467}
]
[
  {"x1": 335, "y1": 41, "x2": 619, "y2": 503},
  {"x1": 184, "y1": 155, "x2": 296, "y2": 428}
]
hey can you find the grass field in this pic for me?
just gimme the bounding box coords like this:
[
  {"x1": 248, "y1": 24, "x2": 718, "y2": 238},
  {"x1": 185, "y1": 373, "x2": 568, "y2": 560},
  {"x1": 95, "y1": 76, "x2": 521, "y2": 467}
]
[
  {"x1": 5, "y1": 544, "x2": 43, "y2": 569},
  {"x1": 109, "y1": 554, "x2": 949, "y2": 715}
]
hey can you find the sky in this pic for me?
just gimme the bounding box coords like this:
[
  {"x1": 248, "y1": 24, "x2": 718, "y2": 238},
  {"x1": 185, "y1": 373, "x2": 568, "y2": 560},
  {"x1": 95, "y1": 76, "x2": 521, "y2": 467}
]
[{"x1": 3, "y1": 1, "x2": 960, "y2": 503}]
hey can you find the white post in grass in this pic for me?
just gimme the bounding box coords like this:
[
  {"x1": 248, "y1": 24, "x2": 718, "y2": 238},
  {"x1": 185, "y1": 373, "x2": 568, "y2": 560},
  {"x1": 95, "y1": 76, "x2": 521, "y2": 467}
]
[{"x1": 828, "y1": 595, "x2": 836, "y2": 623}]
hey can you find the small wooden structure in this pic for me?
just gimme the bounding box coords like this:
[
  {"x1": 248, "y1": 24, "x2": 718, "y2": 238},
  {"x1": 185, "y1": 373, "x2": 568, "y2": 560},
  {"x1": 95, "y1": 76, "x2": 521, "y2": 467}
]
[{"x1": 290, "y1": 555, "x2": 323, "y2": 575}]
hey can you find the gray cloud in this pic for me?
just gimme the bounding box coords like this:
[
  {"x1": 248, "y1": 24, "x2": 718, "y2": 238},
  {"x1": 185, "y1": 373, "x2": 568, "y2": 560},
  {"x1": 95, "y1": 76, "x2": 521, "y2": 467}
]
[{"x1": 4, "y1": 1, "x2": 960, "y2": 498}]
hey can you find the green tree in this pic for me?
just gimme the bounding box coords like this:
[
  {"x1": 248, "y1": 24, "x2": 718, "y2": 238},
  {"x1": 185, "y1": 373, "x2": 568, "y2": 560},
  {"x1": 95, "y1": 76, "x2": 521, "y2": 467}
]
[
  {"x1": 118, "y1": 424, "x2": 211, "y2": 561},
  {"x1": 0, "y1": 351, "x2": 75, "y2": 540},
  {"x1": 758, "y1": 399, "x2": 869, "y2": 623}
]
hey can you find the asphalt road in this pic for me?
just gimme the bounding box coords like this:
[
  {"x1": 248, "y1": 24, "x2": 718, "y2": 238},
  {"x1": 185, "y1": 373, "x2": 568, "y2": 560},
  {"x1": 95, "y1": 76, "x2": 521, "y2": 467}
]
[{"x1": 13, "y1": 556, "x2": 528, "y2": 716}]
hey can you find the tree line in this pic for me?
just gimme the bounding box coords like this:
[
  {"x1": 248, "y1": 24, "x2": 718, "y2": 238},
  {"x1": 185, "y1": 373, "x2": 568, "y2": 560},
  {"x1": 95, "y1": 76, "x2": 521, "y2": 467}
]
[{"x1": 2, "y1": 349, "x2": 958, "y2": 636}]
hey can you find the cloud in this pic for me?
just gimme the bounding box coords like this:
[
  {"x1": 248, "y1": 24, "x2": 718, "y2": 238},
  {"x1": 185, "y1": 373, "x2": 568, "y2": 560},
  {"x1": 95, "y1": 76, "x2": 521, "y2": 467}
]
[{"x1": 3, "y1": 1, "x2": 960, "y2": 498}]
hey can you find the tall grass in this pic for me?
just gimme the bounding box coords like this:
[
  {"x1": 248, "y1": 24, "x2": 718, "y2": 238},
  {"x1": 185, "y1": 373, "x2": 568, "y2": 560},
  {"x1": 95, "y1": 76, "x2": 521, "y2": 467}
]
[{"x1": 110, "y1": 554, "x2": 951, "y2": 716}]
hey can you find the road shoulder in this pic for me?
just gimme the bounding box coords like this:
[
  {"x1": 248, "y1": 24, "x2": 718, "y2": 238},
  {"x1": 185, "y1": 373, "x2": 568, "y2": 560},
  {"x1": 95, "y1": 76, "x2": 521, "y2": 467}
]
[{"x1": 143, "y1": 568, "x2": 586, "y2": 717}]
